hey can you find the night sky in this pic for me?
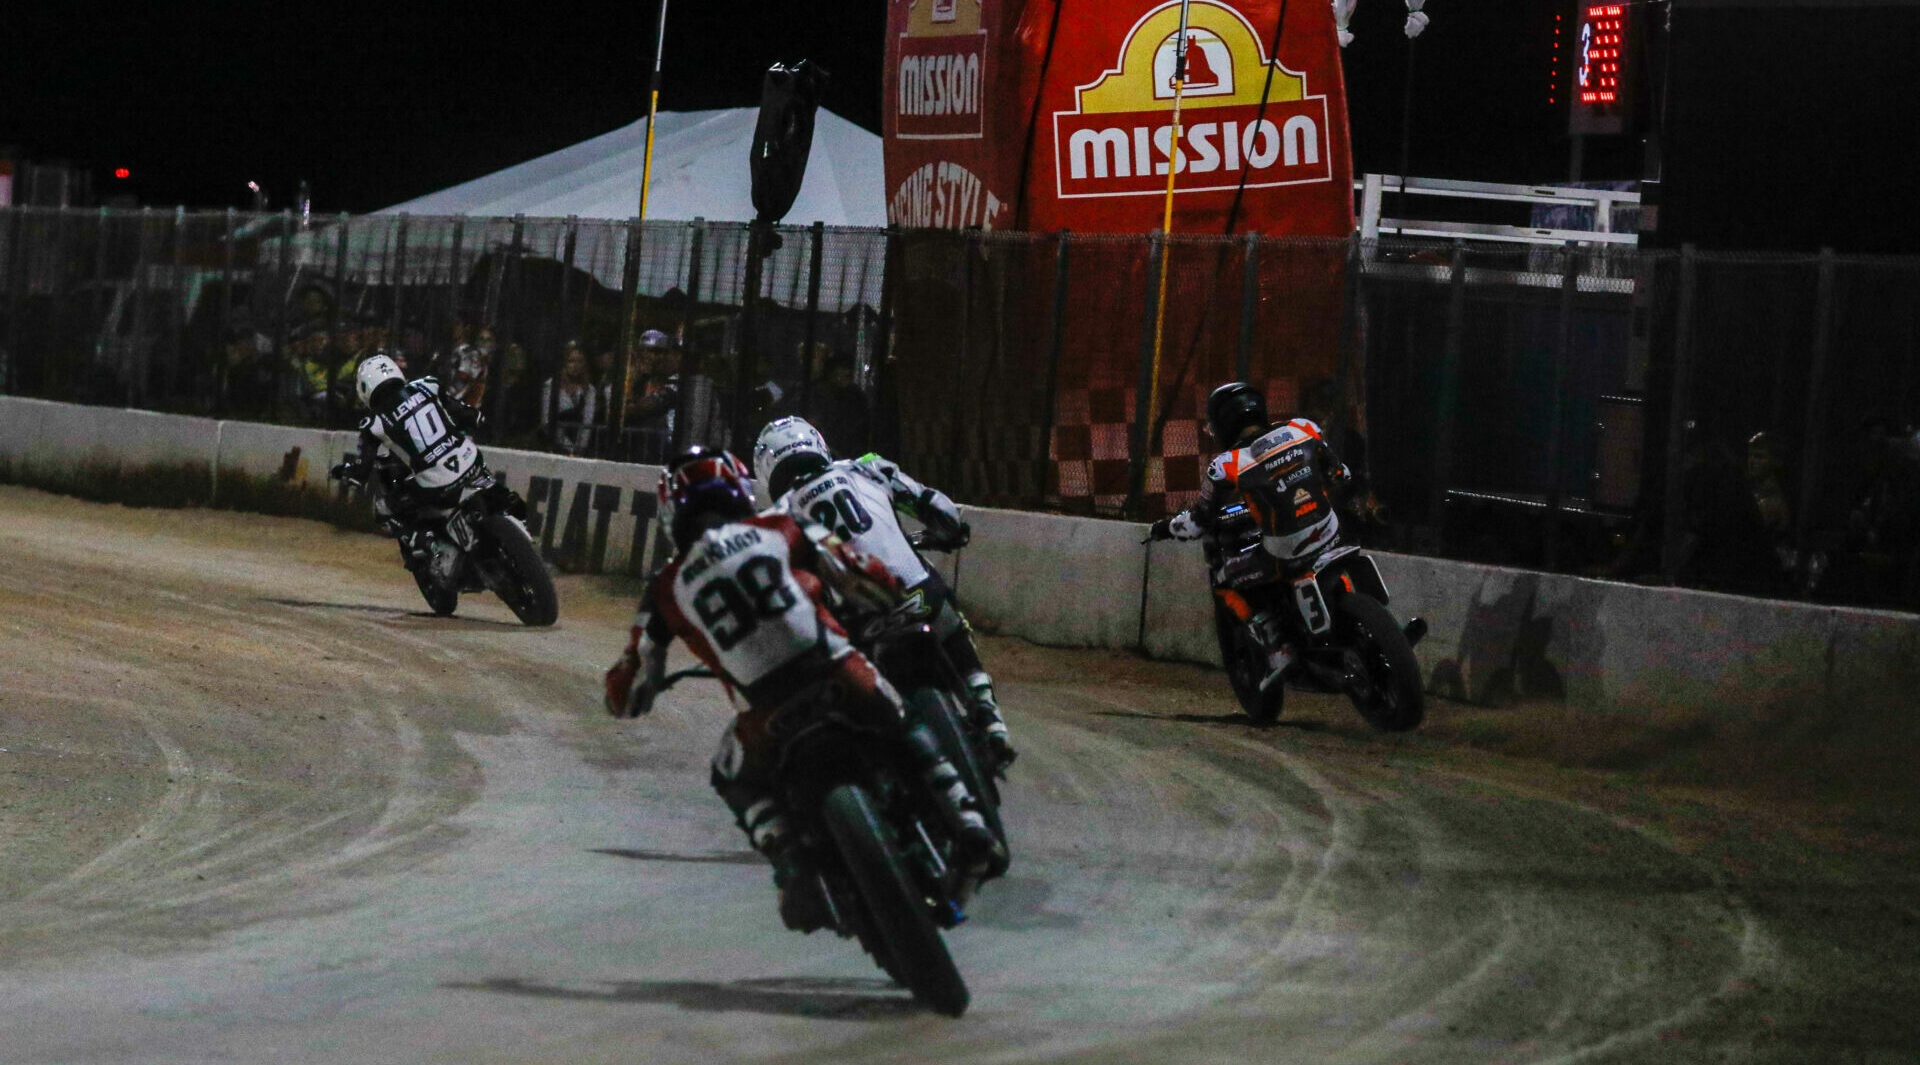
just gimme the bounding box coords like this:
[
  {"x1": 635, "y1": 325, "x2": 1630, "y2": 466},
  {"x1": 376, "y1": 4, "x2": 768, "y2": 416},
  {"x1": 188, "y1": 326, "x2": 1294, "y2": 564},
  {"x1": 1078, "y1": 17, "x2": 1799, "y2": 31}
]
[{"x1": 5, "y1": 1, "x2": 1640, "y2": 215}]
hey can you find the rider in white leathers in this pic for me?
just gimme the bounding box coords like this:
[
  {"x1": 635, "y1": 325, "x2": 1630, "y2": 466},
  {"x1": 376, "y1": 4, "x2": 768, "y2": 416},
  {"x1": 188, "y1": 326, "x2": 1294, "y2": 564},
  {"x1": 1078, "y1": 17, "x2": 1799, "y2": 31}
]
[{"x1": 752, "y1": 416, "x2": 1015, "y2": 770}]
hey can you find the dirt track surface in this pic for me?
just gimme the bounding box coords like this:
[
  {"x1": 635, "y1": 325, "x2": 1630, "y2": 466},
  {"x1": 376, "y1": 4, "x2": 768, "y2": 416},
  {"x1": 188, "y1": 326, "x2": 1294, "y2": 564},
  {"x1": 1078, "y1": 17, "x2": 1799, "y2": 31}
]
[{"x1": 2, "y1": 484, "x2": 1916, "y2": 1064}]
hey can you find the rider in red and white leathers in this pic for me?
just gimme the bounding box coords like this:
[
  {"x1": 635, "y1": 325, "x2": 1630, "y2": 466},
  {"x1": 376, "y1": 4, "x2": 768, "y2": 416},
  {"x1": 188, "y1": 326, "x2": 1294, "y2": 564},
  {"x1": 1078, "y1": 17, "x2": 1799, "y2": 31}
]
[
  {"x1": 751, "y1": 416, "x2": 1015, "y2": 770},
  {"x1": 602, "y1": 449, "x2": 1004, "y2": 930},
  {"x1": 1148, "y1": 382, "x2": 1354, "y2": 691}
]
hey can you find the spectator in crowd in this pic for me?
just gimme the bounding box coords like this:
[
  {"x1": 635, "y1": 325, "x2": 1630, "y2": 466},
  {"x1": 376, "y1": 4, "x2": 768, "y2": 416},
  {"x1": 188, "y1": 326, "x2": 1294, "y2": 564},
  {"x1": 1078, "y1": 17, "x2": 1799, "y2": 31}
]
[
  {"x1": 540, "y1": 340, "x2": 597, "y2": 454},
  {"x1": 593, "y1": 347, "x2": 618, "y2": 444},
  {"x1": 445, "y1": 325, "x2": 496, "y2": 408},
  {"x1": 623, "y1": 328, "x2": 678, "y2": 461}
]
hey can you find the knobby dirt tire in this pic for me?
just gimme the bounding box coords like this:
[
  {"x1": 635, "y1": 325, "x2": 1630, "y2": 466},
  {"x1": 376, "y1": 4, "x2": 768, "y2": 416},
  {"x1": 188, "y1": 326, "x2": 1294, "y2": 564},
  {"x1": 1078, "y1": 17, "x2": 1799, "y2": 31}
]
[
  {"x1": 820, "y1": 784, "x2": 969, "y2": 1017},
  {"x1": 1336, "y1": 593, "x2": 1424, "y2": 732},
  {"x1": 480, "y1": 515, "x2": 558, "y2": 627},
  {"x1": 1219, "y1": 607, "x2": 1284, "y2": 725},
  {"x1": 909, "y1": 688, "x2": 1006, "y2": 847},
  {"x1": 412, "y1": 568, "x2": 459, "y2": 617}
]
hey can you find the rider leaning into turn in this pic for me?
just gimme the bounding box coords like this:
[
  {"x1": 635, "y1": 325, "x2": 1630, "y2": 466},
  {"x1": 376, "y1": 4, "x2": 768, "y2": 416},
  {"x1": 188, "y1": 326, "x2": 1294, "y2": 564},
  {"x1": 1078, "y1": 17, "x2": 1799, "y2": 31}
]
[
  {"x1": 603, "y1": 448, "x2": 1006, "y2": 932},
  {"x1": 338, "y1": 352, "x2": 488, "y2": 584},
  {"x1": 1148, "y1": 381, "x2": 1355, "y2": 693},
  {"x1": 751, "y1": 416, "x2": 1016, "y2": 771}
]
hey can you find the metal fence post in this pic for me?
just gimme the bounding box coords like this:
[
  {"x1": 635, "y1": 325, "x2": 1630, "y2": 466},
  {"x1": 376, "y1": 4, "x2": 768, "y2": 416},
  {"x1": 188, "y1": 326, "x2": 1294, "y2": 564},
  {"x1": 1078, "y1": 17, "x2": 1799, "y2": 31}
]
[
  {"x1": 489, "y1": 215, "x2": 526, "y2": 429},
  {"x1": 799, "y1": 219, "x2": 825, "y2": 418},
  {"x1": 871, "y1": 225, "x2": 901, "y2": 460},
  {"x1": 163, "y1": 207, "x2": 186, "y2": 406},
  {"x1": 1236, "y1": 230, "x2": 1259, "y2": 382},
  {"x1": 1128, "y1": 232, "x2": 1165, "y2": 519},
  {"x1": 443, "y1": 217, "x2": 465, "y2": 377},
  {"x1": 389, "y1": 213, "x2": 410, "y2": 354},
  {"x1": 548, "y1": 215, "x2": 580, "y2": 448},
  {"x1": 128, "y1": 207, "x2": 155, "y2": 407},
  {"x1": 216, "y1": 207, "x2": 235, "y2": 416},
  {"x1": 45, "y1": 208, "x2": 71, "y2": 397},
  {"x1": 671, "y1": 218, "x2": 706, "y2": 455},
  {"x1": 1544, "y1": 241, "x2": 1581, "y2": 569},
  {"x1": 318, "y1": 212, "x2": 349, "y2": 425},
  {"x1": 86, "y1": 207, "x2": 111, "y2": 402},
  {"x1": 1040, "y1": 230, "x2": 1072, "y2": 509},
  {"x1": 1659, "y1": 244, "x2": 1700, "y2": 580},
  {"x1": 1795, "y1": 246, "x2": 1837, "y2": 584},
  {"x1": 1427, "y1": 242, "x2": 1468, "y2": 537},
  {"x1": 272, "y1": 209, "x2": 295, "y2": 421},
  {"x1": 1, "y1": 208, "x2": 22, "y2": 395},
  {"x1": 613, "y1": 218, "x2": 643, "y2": 455}
]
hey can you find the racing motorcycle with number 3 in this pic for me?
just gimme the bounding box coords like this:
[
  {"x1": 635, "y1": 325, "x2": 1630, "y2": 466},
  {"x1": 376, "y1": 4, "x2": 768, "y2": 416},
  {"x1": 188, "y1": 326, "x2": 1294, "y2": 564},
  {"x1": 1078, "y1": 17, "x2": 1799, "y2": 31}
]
[{"x1": 1206, "y1": 499, "x2": 1428, "y2": 730}]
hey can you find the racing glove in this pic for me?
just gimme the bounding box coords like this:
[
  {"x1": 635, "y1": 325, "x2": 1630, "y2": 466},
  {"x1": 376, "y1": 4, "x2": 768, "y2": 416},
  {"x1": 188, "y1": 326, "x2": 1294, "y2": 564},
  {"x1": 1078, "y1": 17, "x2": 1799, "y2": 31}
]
[{"x1": 604, "y1": 640, "x2": 664, "y2": 718}]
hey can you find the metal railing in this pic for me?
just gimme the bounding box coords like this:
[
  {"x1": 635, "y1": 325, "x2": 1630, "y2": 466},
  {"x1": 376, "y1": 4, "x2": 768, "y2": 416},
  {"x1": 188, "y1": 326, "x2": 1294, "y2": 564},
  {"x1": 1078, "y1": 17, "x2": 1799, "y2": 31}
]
[{"x1": 1356, "y1": 173, "x2": 1642, "y2": 248}]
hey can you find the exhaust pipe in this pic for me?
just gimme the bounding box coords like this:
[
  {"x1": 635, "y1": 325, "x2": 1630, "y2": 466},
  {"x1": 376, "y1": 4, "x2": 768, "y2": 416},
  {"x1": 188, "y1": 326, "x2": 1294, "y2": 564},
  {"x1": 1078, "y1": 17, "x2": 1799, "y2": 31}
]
[{"x1": 1403, "y1": 616, "x2": 1428, "y2": 648}]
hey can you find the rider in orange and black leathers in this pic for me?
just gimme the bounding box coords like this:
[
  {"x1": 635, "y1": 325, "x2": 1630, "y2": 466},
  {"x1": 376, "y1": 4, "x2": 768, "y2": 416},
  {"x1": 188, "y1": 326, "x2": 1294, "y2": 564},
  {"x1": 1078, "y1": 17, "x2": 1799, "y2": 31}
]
[{"x1": 1148, "y1": 382, "x2": 1355, "y2": 692}]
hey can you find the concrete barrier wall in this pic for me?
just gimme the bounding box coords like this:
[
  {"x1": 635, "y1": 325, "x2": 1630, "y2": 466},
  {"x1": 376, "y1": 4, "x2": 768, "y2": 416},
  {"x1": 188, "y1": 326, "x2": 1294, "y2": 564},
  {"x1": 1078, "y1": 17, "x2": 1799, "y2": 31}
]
[
  {"x1": 944, "y1": 501, "x2": 1920, "y2": 730},
  {"x1": 954, "y1": 507, "x2": 1148, "y2": 649},
  {"x1": 0, "y1": 397, "x2": 672, "y2": 579},
  {"x1": 8, "y1": 397, "x2": 1918, "y2": 732}
]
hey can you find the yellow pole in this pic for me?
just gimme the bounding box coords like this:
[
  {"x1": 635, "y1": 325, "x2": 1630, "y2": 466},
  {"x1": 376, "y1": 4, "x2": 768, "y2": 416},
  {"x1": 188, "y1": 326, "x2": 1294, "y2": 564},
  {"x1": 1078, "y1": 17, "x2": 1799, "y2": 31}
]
[
  {"x1": 638, "y1": 0, "x2": 670, "y2": 223},
  {"x1": 624, "y1": 0, "x2": 669, "y2": 443},
  {"x1": 640, "y1": 90, "x2": 661, "y2": 222},
  {"x1": 1147, "y1": 3, "x2": 1193, "y2": 461}
]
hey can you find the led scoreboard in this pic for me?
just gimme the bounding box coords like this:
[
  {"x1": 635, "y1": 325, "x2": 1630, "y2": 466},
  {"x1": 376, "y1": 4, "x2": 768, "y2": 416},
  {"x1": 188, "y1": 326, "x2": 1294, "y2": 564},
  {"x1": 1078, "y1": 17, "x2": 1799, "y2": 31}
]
[{"x1": 1570, "y1": 3, "x2": 1634, "y2": 135}]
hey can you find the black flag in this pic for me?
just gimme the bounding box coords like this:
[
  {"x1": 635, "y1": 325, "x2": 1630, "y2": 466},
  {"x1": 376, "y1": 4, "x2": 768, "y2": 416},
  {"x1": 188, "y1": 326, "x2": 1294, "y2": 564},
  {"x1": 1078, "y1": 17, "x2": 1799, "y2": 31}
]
[{"x1": 749, "y1": 60, "x2": 829, "y2": 225}]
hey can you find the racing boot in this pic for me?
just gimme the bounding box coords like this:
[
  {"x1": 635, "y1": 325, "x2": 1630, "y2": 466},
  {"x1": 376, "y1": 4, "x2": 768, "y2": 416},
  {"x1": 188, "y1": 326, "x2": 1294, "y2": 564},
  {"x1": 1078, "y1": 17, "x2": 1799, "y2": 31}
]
[
  {"x1": 427, "y1": 538, "x2": 464, "y2": 588},
  {"x1": 399, "y1": 528, "x2": 435, "y2": 572},
  {"x1": 907, "y1": 724, "x2": 1008, "y2": 879},
  {"x1": 743, "y1": 800, "x2": 828, "y2": 933},
  {"x1": 965, "y1": 671, "x2": 1017, "y2": 773},
  {"x1": 1248, "y1": 612, "x2": 1298, "y2": 694}
]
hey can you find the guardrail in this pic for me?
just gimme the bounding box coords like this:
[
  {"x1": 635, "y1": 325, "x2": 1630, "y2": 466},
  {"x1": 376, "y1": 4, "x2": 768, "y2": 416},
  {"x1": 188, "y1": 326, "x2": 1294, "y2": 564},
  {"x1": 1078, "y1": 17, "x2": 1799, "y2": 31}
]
[{"x1": 1355, "y1": 173, "x2": 1641, "y2": 248}]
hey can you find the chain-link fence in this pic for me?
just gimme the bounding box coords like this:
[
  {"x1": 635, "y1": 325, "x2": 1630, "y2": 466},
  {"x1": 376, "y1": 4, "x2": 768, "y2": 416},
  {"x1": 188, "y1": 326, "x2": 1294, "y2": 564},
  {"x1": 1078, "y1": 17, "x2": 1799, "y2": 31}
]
[{"x1": 6, "y1": 204, "x2": 1919, "y2": 610}]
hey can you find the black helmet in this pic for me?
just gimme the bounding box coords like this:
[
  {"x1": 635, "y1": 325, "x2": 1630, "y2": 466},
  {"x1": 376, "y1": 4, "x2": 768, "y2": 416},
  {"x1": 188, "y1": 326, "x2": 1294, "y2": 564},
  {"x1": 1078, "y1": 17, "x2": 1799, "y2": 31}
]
[{"x1": 1205, "y1": 382, "x2": 1268, "y2": 445}]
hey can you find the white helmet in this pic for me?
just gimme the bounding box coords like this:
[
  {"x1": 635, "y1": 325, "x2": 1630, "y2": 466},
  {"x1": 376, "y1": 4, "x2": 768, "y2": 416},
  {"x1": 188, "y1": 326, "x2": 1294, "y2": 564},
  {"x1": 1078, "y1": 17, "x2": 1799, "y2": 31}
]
[
  {"x1": 355, "y1": 352, "x2": 406, "y2": 407},
  {"x1": 753, "y1": 416, "x2": 832, "y2": 497}
]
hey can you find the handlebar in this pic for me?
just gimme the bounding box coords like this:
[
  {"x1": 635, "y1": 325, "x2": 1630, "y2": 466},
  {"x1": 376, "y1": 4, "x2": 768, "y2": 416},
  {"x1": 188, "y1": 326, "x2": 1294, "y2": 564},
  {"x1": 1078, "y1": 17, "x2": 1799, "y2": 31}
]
[{"x1": 659, "y1": 666, "x2": 715, "y2": 690}]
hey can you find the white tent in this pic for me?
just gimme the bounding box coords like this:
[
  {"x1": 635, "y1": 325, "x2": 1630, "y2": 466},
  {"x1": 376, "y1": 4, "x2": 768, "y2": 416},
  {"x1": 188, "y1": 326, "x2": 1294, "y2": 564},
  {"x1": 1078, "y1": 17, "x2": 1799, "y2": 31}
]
[
  {"x1": 269, "y1": 107, "x2": 889, "y2": 309},
  {"x1": 379, "y1": 107, "x2": 886, "y2": 226}
]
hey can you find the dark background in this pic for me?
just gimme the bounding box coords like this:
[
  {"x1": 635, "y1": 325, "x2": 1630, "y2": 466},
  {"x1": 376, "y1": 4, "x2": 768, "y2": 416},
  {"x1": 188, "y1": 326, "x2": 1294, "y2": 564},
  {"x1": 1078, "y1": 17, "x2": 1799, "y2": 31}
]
[
  {"x1": 8, "y1": 1, "x2": 1912, "y2": 252},
  {"x1": 3, "y1": 1, "x2": 1631, "y2": 214}
]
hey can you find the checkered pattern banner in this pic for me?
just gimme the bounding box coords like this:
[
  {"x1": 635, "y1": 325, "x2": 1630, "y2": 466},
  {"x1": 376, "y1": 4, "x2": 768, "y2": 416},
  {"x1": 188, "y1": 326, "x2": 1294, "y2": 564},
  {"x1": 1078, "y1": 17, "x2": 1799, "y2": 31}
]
[{"x1": 890, "y1": 232, "x2": 1348, "y2": 520}]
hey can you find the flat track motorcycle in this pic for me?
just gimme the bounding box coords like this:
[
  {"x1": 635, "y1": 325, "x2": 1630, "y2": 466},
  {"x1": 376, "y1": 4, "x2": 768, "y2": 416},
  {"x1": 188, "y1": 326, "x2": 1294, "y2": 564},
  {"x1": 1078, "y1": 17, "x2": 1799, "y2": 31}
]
[
  {"x1": 332, "y1": 452, "x2": 558, "y2": 627},
  {"x1": 1206, "y1": 500, "x2": 1428, "y2": 731},
  {"x1": 656, "y1": 665, "x2": 989, "y2": 1016}
]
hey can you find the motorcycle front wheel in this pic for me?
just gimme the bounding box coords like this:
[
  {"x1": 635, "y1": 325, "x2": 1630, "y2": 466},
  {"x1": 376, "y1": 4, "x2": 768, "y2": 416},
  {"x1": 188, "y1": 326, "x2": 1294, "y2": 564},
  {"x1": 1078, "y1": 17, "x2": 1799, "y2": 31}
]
[
  {"x1": 821, "y1": 783, "x2": 969, "y2": 1017},
  {"x1": 1335, "y1": 593, "x2": 1424, "y2": 732},
  {"x1": 479, "y1": 514, "x2": 558, "y2": 627},
  {"x1": 1218, "y1": 604, "x2": 1284, "y2": 724},
  {"x1": 412, "y1": 567, "x2": 458, "y2": 616}
]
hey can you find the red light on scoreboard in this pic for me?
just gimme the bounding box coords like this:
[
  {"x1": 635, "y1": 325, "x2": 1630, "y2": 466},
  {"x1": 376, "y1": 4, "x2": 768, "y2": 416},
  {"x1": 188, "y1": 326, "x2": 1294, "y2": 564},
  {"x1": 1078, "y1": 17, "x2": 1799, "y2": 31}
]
[{"x1": 1570, "y1": 1, "x2": 1635, "y2": 135}]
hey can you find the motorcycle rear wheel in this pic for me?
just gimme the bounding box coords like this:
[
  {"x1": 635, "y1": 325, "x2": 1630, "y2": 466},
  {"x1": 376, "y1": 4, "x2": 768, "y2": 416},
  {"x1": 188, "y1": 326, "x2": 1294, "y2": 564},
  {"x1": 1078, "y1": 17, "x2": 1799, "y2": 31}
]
[
  {"x1": 1335, "y1": 593, "x2": 1424, "y2": 732},
  {"x1": 480, "y1": 515, "x2": 558, "y2": 627},
  {"x1": 821, "y1": 783, "x2": 969, "y2": 1017}
]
